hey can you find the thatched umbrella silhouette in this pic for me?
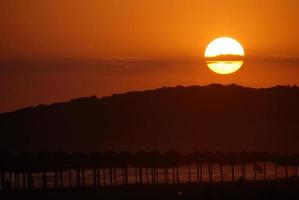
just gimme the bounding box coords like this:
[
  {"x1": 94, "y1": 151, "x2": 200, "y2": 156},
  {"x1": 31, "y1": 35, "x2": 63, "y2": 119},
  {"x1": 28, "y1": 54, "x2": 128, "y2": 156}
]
[
  {"x1": 133, "y1": 151, "x2": 147, "y2": 184},
  {"x1": 214, "y1": 152, "x2": 226, "y2": 183},
  {"x1": 253, "y1": 152, "x2": 270, "y2": 180},
  {"x1": 276, "y1": 154, "x2": 299, "y2": 179},
  {"x1": 86, "y1": 152, "x2": 103, "y2": 187},
  {"x1": 118, "y1": 151, "x2": 131, "y2": 185},
  {"x1": 184, "y1": 153, "x2": 193, "y2": 183},
  {"x1": 3, "y1": 151, "x2": 299, "y2": 191},
  {"x1": 164, "y1": 150, "x2": 181, "y2": 184},
  {"x1": 36, "y1": 151, "x2": 52, "y2": 189},
  {"x1": 0, "y1": 151, "x2": 13, "y2": 190},
  {"x1": 225, "y1": 152, "x2": 240, "y2": 182},
  {"x1": 199, "y1": 152, "x2": 215, "y2": 182},
  {"x1": 238, "y1": 151, "x2": 250, "y2": 181},
  {"x1": 290, "y1": 154, "x2": 299, "y2": 177},
  {"x1": 102, "y1": 151, "x2": 119, "y2": 185},
  {"x1": 52, "y1": 151, "x2": 67, "y2": 188},
  {"x1": 71, "y1": 151, "x2": 86, "y2": 187},
  {"x1": 269, "y1": 153, "x2": 281, "y2": 180},
  {"x1": 148, "y1": 151, "x2": 163, "y2": 184}
]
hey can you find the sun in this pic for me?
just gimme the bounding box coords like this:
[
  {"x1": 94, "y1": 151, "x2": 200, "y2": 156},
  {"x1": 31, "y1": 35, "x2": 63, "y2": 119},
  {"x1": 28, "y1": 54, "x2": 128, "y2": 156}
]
[
  {"x1": 204, "y1": 37, "x2": 245, "y2": 75},
  {"x1": 205, "y1": 37, "x2": 245, "y2": 57}
]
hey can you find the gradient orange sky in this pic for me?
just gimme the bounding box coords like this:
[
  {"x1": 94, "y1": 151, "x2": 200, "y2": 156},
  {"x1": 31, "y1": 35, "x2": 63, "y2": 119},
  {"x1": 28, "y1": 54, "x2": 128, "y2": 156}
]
[{"x1": 1, "y1": 0, "x2": 299, "y2": 58}]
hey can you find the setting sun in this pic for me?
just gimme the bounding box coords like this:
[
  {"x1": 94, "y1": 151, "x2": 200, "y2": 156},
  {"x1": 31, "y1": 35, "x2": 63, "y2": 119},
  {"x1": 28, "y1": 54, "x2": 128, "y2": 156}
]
[
  {"x1": 206, "y1": 61, "x2": 244, "y2": 75},
  {"x1": 204, "y1": 37, "x2": 245, "y2": 57},
  {"x1": 205, "y1": 37, "x2": 245, "y2": 75}
]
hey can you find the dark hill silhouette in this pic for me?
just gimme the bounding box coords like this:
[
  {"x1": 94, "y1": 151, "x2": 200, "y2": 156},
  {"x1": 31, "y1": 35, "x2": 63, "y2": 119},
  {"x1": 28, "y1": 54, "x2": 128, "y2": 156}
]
[{"x1": 1, "y1": 84, "x2": 299, "y2": 153}]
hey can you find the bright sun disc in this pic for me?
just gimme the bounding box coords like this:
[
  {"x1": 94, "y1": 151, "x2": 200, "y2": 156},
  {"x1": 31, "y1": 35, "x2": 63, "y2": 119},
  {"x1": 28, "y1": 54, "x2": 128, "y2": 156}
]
[
  {"x1": 205, "y1": 37, "x2": 245, "y2": 57},
  {"x1": 204, "y1": 37, "x2": 245, "y2": 75},
  {"x1": 207, "y1": 61, "x2": 244, "y2": 75}
]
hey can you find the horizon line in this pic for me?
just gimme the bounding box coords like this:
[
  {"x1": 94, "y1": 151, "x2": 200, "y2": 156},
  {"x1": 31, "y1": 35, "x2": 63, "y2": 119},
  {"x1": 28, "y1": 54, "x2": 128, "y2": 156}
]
[{"x1": 1, "y1": 55, "x2": 299, "y2": 63}]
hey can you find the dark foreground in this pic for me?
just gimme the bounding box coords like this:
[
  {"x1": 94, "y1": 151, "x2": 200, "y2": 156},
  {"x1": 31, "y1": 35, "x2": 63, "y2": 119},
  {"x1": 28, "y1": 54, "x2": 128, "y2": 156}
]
[{"x1": 1, "y1": 179, "x2": 299, "y2": 200}]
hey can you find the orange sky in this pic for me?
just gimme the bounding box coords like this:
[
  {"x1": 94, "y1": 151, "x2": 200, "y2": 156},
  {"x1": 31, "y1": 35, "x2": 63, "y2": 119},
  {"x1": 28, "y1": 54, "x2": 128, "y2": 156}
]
[
  {"x1": 1, "y1": 0, "x2": 299, "y2": 112},
  {"x1": 1, "y1": 0, "x2": 299, "y2": 58}
]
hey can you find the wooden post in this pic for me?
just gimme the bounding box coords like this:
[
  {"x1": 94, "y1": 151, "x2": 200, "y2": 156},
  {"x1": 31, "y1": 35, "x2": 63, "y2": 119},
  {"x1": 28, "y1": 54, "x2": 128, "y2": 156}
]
[
  {"x1": 254, "y1": 163, "x2": 257, "y2": 181},
  {"x1": 76, "y1": 169, "x2": 79, "y2": 186},
  {"x1": 200, "y1": 163, "x2": 202, "y2": 182},
  {"x1": 263, "y1": 161, "x2": 266, "y2": 180},
  {"x1": 78, "y1": 169, "x2": 81, "y2": 186},
  {"x1": 30, "y1": 172, "x2": 34, "y2": 189},
  {"x1": 75, "y1": 170, "x2": 77, "y2": 187},
  {"x1": 9, "y1": 170, "x2": 12, "y2": 187},
  {"x1": 109, "y1": 168, "x2": 113, "y2": 185},
  {"x1": 69, "y1": 169, "x2": 72, "y2": 187},
  {"x1": 275, "y1": 163, "x2": 278, "y2": 180},
  {"x1": 164, "y1": 168, "x2": 167, "y2": 184},
  {"x1": 82, "y1": 169, "x2": 85, "y2": 186},
  {"x1": 146, "y1": 168, "x2": 149, "y2": 184},
  {"x1": 208, "y1": 164, "x2": 211, "y2": 182},
  {"x1": 15, "y1": 172, "x2": 20, "y2": 189},
  {"x1": 14, "y1": 172, "x2": 18, "y2": 190},
  {"x1": 220, "y1": 164, "x2": 224, "y2": 183},
  {"x1": 166, "y1": 168, "x2": 169, "y2": 184},
  {"x1": 124, "y1": 165, "x2": 128, "y2": 185},
  {"x1": 188, "y1": 164, "x2": 191, "y2": 182},
  {"x1": 54, "y1": 171, "x2": 57, "y2": 187},
  {"x1": 42, "y1": 171, "x2": 47, "y2": 189},
  {"x1": 232, "y1": 164, "x2": 235, "y2": 182},
  {"x1": 156, "y1": 168, "x2": 159, "y2": 183},
  {"x1": 121, "y1": 168, "x2": 125, "y2": 185},
  {"x1": 172, "y1": 167, "x2": 175, "y2": 184},
  {"x1": 17, "y1": 172, "x2": 20, "y2": 189},
  {"x1": 60, "y1": 170, "x2": 63, "y2": 188},
  {"x1": 27, "y1": 172, "x2": 33, "y2": 189},
  {"x1": 151, "y1": 168, "x2": 155, "y2": 184},
  {"x1": 97, "y1": 168, "x2": 100, "y2": 186},
  {"x1": 56, "y1": 171, "x2": 59, "y2": 187},
  {"x1": 139, "y1": 167, "x2": 142, "y2": 184},
  {"x1": 93, "y1": 168, "x2": 97, "y2": 187},
  {"x1": 27, "y1": 172, "x2": 30, "y2": 189},
  {"x1": 103, "y1": 168, "x2": 106, "y2": 185},
  {"x1": 208, "y1": 163, "x2": 213, "y2": 182},
  {"x1": 113, "y1": 168, "x2": 117, "y2": 185},
  {"x1": 1, "y1": 170, "x2": 5, "y2": 190},
  {"x1": 242, "y1": 164, "x2": 246, "y2": 180},
  {"x1": 22, "y1": 172, "x2": 26, "y2": 189},
  {"x1": 176, "y1": 166, "x2": 179, "y2": 184},
  {"x1": 196, "y1": 163, "x2": 200, "y2": 183}
]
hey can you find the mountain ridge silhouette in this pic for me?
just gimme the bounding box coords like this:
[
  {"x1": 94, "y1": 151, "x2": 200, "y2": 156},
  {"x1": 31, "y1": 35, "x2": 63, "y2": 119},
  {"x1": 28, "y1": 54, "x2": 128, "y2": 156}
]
[{"x1": 1, "y1": 84, "x2": 299, "y2": 153}]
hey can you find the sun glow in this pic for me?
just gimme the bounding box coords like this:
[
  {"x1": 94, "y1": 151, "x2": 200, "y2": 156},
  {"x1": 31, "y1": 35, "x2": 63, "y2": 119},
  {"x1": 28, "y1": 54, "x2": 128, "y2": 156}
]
[
  {"x1": 206, "y1": 61, "x2": 244, "y2": 75},
  {"x1": 204, "y1": 37, "x2": 245, "y2": 57},
  {"x1": 204, "y1": 37, "x2": 245, "y2": 74}
]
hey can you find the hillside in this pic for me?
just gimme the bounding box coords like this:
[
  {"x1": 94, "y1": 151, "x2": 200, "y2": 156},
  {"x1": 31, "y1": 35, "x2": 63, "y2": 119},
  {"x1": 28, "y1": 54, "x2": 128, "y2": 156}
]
[{"x1": 1, "y1": 84, "x2": 299, "y2": 153}]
